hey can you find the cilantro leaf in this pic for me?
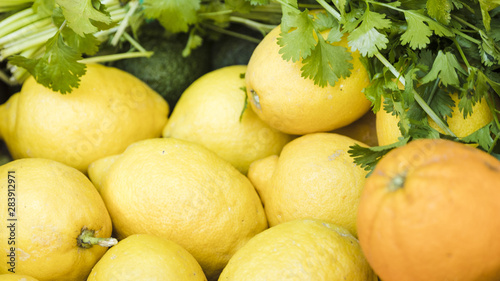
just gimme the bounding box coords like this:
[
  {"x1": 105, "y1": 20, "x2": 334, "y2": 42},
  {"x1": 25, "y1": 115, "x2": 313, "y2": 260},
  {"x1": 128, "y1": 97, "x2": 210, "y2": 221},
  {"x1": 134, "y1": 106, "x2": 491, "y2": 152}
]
[
  {"x1": 347, "y1": 10, "x2": 391, "y2": 57},
  {"x1": 277, "y1": 9, "x2": 316, "y2": 62},
  {"x1": 142, "y1": 0, "x2": 201, "y2": 33},
  {"x1": 420, "y1": 51, "x2": 464, "y2": 87},
  {"x1": 33, "y1": 0, "x2": 55, "y2": 17},
  {"x1": 400, "y1": 11, "x2": 433, "y2": 49},
  {"x1": 461, "y1": 121, "x2": 498, "y2": 150},
  {"x1": 300, "y1": 33, "x2": 353, "y2": 87},
  {"x1": 426, "y1": 0, "x2": 452, "y2": 24},
  {"x1": 52, "y1": 7, "x2": 101, "y2": 55},
  {"x1": 348, "y1": 138, "x2": 410, "y2": 174},
  {"x1": 8, "y1": 32, "x2": 86, "y2": 94},
  {"x1": 56, "y1": 0, "x2": 112, "y2": 36}
]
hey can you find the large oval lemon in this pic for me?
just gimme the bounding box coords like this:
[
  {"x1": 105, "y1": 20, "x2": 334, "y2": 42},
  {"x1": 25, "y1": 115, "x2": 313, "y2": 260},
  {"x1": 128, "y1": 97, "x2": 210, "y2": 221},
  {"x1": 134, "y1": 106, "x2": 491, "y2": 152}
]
[
  {"x1": 247, "y1": 133, "x2": 368, "y2": 237},
  {"x1": 88, "y1": 234, "x2": 207, "y2": 281},
  {"x1": 0, "y1": 158, "x2": 114, "y2": 280},
  {"x1": 88, "y1": 138, "x2": 268, "y2": 280},
  {"x1": 163, "y1": 65, "x2": 292, "y2": 174},
  {"x1": 218, "y1": 219, "x2": 378, "y2": 280},
  {"x1": 245, "y1": 25, "x2": 371, "y2": 135},
  {"x1": 0, "y1": 63, "x2": 169, "y2": 173}
]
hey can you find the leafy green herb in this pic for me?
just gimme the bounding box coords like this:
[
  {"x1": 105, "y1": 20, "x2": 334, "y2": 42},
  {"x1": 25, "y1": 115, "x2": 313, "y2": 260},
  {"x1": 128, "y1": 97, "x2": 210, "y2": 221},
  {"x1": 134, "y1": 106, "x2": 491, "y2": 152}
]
[
  {"x1": 9, "y1": 29, "x2": 86, "y2": 94},
  {"x1": 142, "y1": 0, "x2": 200, "y2": 33}
]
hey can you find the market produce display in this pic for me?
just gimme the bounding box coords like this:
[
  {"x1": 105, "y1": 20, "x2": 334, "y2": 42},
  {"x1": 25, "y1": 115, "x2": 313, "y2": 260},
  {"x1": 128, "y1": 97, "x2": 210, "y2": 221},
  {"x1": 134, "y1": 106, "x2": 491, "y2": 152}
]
[
  {"x1": 163, "y1": 65, "x2": 293, "y2": 174},
  {"x1": 1, "y1": 0, "x2": 500, "y2": 280},
  {"x1": 0, "y1": 63, "x2": 169, "y2": 173}
]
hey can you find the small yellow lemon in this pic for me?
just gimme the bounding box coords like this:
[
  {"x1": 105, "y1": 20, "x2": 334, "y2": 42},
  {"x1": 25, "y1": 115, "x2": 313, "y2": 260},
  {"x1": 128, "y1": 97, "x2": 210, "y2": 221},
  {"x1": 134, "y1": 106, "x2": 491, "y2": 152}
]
[
  {"x1": 245, "y1": 25, "x2": 371, "y2": 135},
  {"x1": 247, "y1": 133, "x2": 368, "y2": 237},
  {"x1": 0, "y1": 158, "x2": 114, "y2": 281},
  {"x1": 0, "y1": 63, "x2": 169, "y2": 173},
  {"x1": 218, "y1": 219, "x2": 378, "y2": 281},
  {"x1": 88, "y1": 138, "x2": 268, "y2": 280},
  {"x1": 162, "y1": 65, "x2": 293, "y2": 174},
  {"x1": 0, "y1": 274, "x2": 39, "y2": 281},
  {"x1": 87, "y1": 234, "x2": 207, "y2": 281},
  {"x1": 377, "y1": 93, "x2": 494, "y2": 146}
]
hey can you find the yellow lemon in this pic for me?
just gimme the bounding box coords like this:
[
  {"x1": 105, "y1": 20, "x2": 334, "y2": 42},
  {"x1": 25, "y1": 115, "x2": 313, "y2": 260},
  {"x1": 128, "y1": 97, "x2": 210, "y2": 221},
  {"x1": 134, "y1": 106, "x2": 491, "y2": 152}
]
[
  {"x1": 245, "y1": 25, "x2": 371, "y2": 135},
  {"x1": 88, "y1": 138, "x2": 268, "y2": 280},
  {"x1": 162, "y1": 65, "x2": 293, "y2": 174},
  {"x1": 377, "y1": 93, "x2": 493, "y2": 146},
  {"x1": 218, "y1": 219, "x2": 378, "y2": 281},
  {"x1": 0, "y1": 274, "x2": 39, "y2": 281},
  {"x1": 247, "y1": 133, "x2": 368, "y2": 236},
  {"x1": 87, "y1": 234, "x2": 207, "y2": 281},
  {"x1": 0, "y1": 63, "x2": 169, "y2": 173},
  {"x1": 0, "y1": 158, "x2": 115, "y2": 281}
]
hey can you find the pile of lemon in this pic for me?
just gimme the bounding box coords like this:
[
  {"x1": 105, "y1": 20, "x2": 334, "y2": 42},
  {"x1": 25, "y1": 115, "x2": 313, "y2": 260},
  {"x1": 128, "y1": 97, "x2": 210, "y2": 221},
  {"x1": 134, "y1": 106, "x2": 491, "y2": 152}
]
[{"x1": 0, "y1": 23, "x2": 494, "y2": 281}]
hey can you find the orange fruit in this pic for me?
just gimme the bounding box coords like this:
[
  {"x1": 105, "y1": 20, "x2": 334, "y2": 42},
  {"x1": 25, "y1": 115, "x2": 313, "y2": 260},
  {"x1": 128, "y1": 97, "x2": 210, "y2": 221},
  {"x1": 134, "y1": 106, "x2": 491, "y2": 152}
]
[{"x1": 357, "y1": 138, "x2": 500, "y2": 281}]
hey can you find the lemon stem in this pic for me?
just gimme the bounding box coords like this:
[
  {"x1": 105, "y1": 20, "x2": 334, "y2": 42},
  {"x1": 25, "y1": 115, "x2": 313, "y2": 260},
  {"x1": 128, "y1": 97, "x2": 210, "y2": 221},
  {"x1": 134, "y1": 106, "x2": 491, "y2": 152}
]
[{"x1": 77, "y1": 228, "x2": 118, "y2": 249}]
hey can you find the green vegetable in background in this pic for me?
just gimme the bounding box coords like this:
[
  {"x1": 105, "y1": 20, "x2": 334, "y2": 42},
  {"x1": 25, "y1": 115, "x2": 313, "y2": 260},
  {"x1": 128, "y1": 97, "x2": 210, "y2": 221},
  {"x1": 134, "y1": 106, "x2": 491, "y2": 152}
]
[{"x1": 112, "y1": 22, "x2": 212, "y2": 110}]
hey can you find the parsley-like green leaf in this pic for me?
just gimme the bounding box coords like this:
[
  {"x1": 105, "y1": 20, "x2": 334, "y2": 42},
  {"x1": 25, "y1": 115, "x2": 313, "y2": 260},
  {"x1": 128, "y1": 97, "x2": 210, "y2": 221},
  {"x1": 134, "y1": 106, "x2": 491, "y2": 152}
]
[
  {"x1": 142, "y1": 0, "x2": 201, "y2": 33},
  {"x1": 8, "y1": 32, "x2": 86, "y2": 94},
  {"x1": 56, "y1": 0, "x2": 112, "y2": 36},
  {"x1": 420, "y1": 51, "x2": 464, "y2": 87},
  {"x1": 426, "y1": 0, "x2": 452, "y2": 24},
  {"x1": 401, "y1": 11, "x2": 433, "y2": 49},
  {"x1": 33, "y1": 0, "x2": 55, "y2": 17},
  {"x1": 348, "y1": 137, "x2": 410, "y2": 174},
  {"x1": 51, "y1": 7, "x2": 101, "y2": 55},
  {"x1": 300, "y1": 33, "x2": 353, "y2": 87},
  {"x1": 461, "y1": 121, "x2": 498, "y2": 150},
  {"x1": 277, "y1": 9, "x2": 316, "y2": 62},
  {"x1": 347, "y1": 10, "x2": 391, "y2": 57}
]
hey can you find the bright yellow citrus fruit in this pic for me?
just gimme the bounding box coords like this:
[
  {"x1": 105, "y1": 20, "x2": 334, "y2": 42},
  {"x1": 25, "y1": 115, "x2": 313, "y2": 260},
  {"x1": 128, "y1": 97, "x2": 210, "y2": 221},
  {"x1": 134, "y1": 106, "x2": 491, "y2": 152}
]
[
  {"x1": 88, "y1": 138, "x2": 268, "y2": 280},
  {"x1": 0, "y1": 63, "x2": 169, "y2": 173},
  {"x1": 162, "y1": 65, "x2": 293, "y2": 174},
  {"x1": 245, "y1": 24, "x2": 371, "y2": 135},
  {"x1": 377, "y1": 93, "x2": 493, "y2": 146},
  {"x1": 87, "y1": 234, "x2": 207, "y2": 281},
  {"x1": 218, "y1": 219, "x2": 378, "y2": 281},
  {"x1": 0, "y1": 274, "x2": 39, "y2": 281},
  {"x1": 247, "y1": 133, "x2": 368, "y2": 236},
  {"x1": 0, "y1": 158, "x2": 114, "y2": 281}
]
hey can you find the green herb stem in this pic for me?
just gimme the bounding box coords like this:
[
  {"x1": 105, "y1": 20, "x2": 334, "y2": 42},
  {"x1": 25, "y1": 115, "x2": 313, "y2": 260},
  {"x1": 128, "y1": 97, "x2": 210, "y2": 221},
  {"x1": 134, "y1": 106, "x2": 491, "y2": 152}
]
[
  {"x1": 316, "y1": 0, "x2": 341, "y2": 21},
  {"x1": 229, "y1": 16, "x2": 277, "y2": 35},
  {"x1": 122, "y1": 32, "x2": 147, "y2": 53},
  {"x1": 0, "y1": 8, "x2": 38, "y2": 37},
  {"x1": 0, "y1": 17, "x2": 52, "y2": 46},
  {"x1": 78, "y1": 51, "x2": 154, "y2": 64},
  {"x1": 451, "y1": 28, "x2": 482, "y2": 45},
  {"x1": 1, "y1": 26, "x2": 56, "y2": 59},
  {"x1": 201, "y1": 22, "x2": 262, "y2": 43},
  {"x1": 111, "y1": 0, "x2": 139, "y2": 46}
]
